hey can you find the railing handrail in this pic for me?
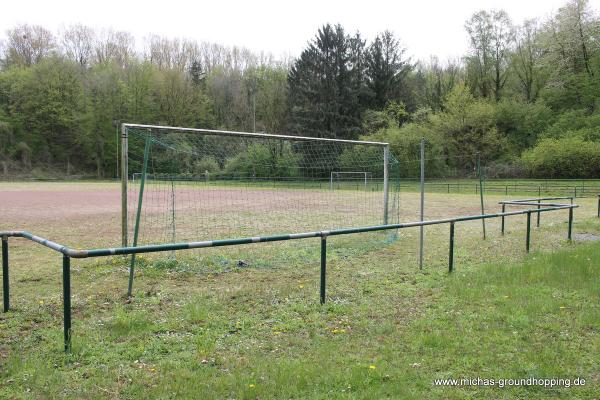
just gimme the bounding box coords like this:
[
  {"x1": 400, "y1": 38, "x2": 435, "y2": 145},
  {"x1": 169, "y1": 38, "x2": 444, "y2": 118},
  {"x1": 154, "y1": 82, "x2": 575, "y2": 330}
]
[{"x1": 0, "y1": 203, "x2": 578, "y2": 259}]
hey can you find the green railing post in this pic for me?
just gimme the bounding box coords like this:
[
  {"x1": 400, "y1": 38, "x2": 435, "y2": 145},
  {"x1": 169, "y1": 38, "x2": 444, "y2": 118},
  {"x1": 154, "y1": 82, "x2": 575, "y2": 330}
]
[
  {"x1": 597, "y1": 195, "x2": 599, "y2": 218},
  {"x1": 63, "y1": 255, "x2": 72, "y2": 352},
  {"x1": 477, "y1": 153, "x2": 486, "y2": 239},
  {"x1": 526, "y1": 211, "x2": 531, "y2": 253},
  {"x1": 448, "y1": 222, "x2": 455, "y2": 272},
  {"x1": 2, "y1": 236, "x2": 9, "y2": 312},
  {"x1": 501, "y1": 204, "x2": 506, "y2": 235},
  {"x1": 568, "y1": 207, "x2": 573, "y2": 241},
  {"x1": 127, "y1": 135, "x2": 152, "y2": 298},
  {"x1": 320, "y1": 236, "x2": 327, "y2": 304},
  {"x1": 536, "y1": 199, "x2": 541, "y2": 228}
]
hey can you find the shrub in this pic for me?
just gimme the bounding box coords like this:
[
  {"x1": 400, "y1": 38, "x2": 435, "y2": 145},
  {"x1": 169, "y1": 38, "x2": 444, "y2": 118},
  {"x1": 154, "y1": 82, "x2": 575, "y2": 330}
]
[
  {"x1": 521, "y1": 138, "x2": 600, "y2": 178},
  {"x1": 224, "y1": 143, "x2": 300, "y2": 178},
  {"x1": 369, "y1": 123, "x2": 448, "y2": 178}
]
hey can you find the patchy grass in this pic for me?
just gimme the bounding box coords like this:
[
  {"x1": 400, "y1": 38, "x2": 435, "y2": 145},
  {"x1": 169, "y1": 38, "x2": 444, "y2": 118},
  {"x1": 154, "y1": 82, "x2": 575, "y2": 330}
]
[{"x1": 0, "y1": 184, "x2": 599, "y2": 398}]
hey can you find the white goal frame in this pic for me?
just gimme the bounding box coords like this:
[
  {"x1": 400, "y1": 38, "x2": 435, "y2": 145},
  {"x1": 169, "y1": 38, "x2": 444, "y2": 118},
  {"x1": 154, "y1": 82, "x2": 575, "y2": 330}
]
[
  {"x1": 120, "y1": 123, "x2": 391, "y2": 246},
  {"x1": 329, "y1": 171, "x2": 373, "y2": 190}
]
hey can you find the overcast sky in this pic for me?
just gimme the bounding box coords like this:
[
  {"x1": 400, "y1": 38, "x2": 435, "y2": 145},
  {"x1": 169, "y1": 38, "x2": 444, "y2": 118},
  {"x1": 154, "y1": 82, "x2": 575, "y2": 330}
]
[{"x1": 2, "y1": 0, "x2": 599, "y2": 62}]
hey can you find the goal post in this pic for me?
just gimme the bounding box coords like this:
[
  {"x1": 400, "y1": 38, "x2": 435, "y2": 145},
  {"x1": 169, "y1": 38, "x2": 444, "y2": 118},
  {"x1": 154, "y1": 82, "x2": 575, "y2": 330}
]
[{"x1": 120, "y1": 123, "x2": 397, "y2": 249}]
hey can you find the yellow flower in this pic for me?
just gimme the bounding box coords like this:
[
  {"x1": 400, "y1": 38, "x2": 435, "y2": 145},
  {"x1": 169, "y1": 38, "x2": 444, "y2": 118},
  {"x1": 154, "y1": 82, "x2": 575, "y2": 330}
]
[
  {"x1": 559, "y1": 306, "x2": 566, "y2": 309},
  {"x1": 39, "y1": 300, "x2": 44, "y2": 305},
  {"x1": 369, "y1": 365, "x2": 376, "y2": 370},
  {"x1": 298, "y1": 285, "x2": 304, "y2": 289},
  {"x1": 249, "y1": 384, "x2": 256, "y2": 388}
]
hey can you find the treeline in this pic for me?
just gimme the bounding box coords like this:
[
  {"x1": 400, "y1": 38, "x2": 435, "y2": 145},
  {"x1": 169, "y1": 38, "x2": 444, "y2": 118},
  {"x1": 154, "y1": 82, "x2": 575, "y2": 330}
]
[
  {"x1": 0, "y1": 0, "x2": 599, "y2": 178},
  {"x1": 0, "y1": 26, "x2": 289, "y2": 177}
]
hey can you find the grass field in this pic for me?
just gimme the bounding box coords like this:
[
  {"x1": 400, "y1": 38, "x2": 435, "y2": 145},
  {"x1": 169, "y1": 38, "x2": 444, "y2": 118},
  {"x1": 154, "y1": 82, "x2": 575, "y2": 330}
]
[{"x1": 0, "y1": 182, "x2": 599, "y2": 399}]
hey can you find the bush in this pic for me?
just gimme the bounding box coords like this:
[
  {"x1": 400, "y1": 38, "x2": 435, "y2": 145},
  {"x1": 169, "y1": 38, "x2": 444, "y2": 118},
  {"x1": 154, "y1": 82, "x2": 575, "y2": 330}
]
[
  {"x1": 193, "y1": 156, "x2": 220, "y2": 175},
  {"x1": 494, "y1": 100, "x2": 553, "y2": 152},
  {"x1": 521, "y1": 138, "x2": 600, "y2": 178},
  {"x1": 224, "y1": 143, "x2": 300, "y2": 178},
  {"x1": 369, "y1": 123, "x2": 448, "y2": 178}
]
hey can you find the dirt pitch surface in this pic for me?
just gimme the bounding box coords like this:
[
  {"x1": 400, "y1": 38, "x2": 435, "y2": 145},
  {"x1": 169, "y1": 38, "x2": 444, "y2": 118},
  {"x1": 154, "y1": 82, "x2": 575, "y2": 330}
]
[
  {"x1": 2, "y1": 181, "x2": 593, "y2": 250},
  {"x1": 1, "y1": 182, "x2": 122, "y2": 248}
]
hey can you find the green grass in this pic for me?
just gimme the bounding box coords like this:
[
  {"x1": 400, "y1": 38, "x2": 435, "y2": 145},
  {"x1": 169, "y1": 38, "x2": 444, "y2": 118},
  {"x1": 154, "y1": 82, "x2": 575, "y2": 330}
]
[
  {"x1": 1, "y1": 185, "x2": 599, "y2": 398},
  {"x1": 1, "y1": 232, "x2": 599, "y2": 398}
]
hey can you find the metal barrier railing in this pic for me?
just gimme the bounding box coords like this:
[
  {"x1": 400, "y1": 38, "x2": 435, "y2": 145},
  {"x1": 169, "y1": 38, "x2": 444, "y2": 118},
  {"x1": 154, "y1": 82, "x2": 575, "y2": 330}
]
[
  {"x1": 499, "y1": 197, "x2": 574, "y2": 231},
  {"x1": 0, "y1": 200, "x2": 578, "y2": 352}
]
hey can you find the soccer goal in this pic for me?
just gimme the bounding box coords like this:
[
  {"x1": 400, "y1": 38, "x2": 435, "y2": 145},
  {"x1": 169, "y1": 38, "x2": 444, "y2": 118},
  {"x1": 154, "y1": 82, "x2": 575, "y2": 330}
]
[
  {"x1": 330, "y1": 171, "x2": 373, "y2": 191},
  {"x1": 120, "y1": 124, "x2": 400, "y2": 249}
]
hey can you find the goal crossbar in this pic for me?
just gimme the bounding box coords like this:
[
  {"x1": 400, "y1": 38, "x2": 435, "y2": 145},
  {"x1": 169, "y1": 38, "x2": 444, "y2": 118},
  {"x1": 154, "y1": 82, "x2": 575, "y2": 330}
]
[{"x1": 122, "y1": 123, "x2": 389, "y2": 147}]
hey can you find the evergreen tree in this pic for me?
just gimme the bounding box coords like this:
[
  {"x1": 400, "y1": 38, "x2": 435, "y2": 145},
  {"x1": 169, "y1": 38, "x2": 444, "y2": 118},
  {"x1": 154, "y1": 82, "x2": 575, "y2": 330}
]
[
  {"x1": 365, "y1": 31, "x2": 411, "y2": 109},
  {"x1": 288, "y1": 24, "x2": 365, "y2": 140}
]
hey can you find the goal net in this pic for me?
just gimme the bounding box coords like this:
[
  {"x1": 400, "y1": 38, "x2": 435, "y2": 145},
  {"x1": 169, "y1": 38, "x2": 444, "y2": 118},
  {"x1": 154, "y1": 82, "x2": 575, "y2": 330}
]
[{"x1": 121, "y1": 124, "x2": 400, "y2": 249}]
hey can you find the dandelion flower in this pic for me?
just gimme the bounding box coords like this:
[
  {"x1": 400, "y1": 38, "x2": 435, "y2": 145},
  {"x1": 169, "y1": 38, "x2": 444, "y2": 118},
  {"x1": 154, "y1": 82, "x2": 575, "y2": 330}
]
[
  {"x1": 369, "y1": 365, "x2": 376, "y2": 370},
  {"x1": 39, "y1": 300, "x2": 44, "y2": 305},
  {"x1": 249, "y1": 384, "x2": 256, "y2": 388}
]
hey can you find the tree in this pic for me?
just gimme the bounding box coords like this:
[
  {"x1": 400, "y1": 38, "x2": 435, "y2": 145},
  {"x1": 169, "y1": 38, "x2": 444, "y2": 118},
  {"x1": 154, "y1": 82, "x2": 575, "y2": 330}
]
[
  {"x1": 430, "y1": 84, "x2": 505, "y2": 168},
  {"x1": 94, "y1": 29, "x2": 135, "y2": 67},
  {"x1": 465, "y1": 10, "x2": 514, "y2": 101},
  {"x1": 6, "y1": 57, "x2": 85, "y2": 170},
  {"x1": 4, "y1": 24, "x2": 55, "y2": 67},
  {"x1": 154, "y1": 69, "x2": 213, "y2": 127},
  {"x1": 512, "y1": 19, "x2": 545, "y2": 102},
  {"x1": 420, "y1": 57, "x2": 461, "y2": 111},
  {"x1": 244, "y1": 66, "x2": 288, "y2": 133},
  {"x1": 365, "y1": 31, "x2": 411, "y2": 109},
  {"x1": 538, "y1": 0, "x2": 599, "y2": 110},
  {"x1": 288, "y1": 24, "x2": 364, "y2": 140},
  {"x1": 61, "y1": 24, "x2": 95, "y2": 67}
]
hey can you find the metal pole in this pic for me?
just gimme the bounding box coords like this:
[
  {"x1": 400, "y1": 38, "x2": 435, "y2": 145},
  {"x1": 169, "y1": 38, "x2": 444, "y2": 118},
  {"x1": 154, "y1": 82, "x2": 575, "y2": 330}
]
[
  {"x1": 568, "y1": 207, "x2": 573, "y2": 240},
  {"x1": 536, "y1": 199, "x2": 541, "y2": 228},
  {"x1": 127, "y1": 135, "x2": 152, "y2": 298},
  {"x1": 170, "y1": 178, "x2": 176, "y2": 244},
  {"x1": 252, "y1": 95, "x2": 256, "y2": 133},
  {"x1": 121, "y1": 124, "x2": 128, "y2": 247},
  {"x1": 383, "y1": 145, "x2": 390, "y2": 225},
  {"x1": 2, "y1": 236, "x2": 8, "y2": 312},
  {"x1": 597, "y1": 195, "x2": 599, "y2": 218},
  {"x1": 320, "y1": 236, "x2": 327, "y2": 305},
  {"x1": 448, "y1": 222, "x2": 455, "y2": 272},
  {"x1": 419, "y1": 138, "x2": 425, "y2": 269},
  {"x1": 63, "y1": 255, "x2": 72, "y2": 352},
  {"x1": 501, "y1": 204, "x2": 506, "y2": 235},
  {"x1": 477, "y1": 153, "x2": 486, "y2": 239},
  {"x1": 115, "y1": 120, "x2": 120, "y2": 179},
  {"x1": 526, "y1": 211, "x2": 531, "y2": 253}
]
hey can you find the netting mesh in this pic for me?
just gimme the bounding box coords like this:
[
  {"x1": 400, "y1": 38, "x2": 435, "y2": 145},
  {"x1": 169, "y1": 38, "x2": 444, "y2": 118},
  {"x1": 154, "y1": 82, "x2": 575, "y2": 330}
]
[{"x1": 125, "y1": 126, "x2": 401, "y2": 247}]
